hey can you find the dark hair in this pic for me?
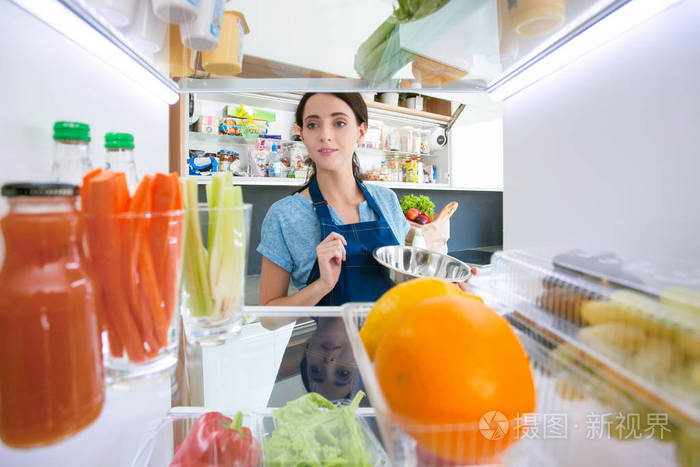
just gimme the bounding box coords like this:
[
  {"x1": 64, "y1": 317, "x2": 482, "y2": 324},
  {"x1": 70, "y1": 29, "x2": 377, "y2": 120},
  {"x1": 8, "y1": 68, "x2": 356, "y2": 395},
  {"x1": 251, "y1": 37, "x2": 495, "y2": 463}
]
[{"x1": 294, "y1": 93, "x2": 368, "y2": 194}]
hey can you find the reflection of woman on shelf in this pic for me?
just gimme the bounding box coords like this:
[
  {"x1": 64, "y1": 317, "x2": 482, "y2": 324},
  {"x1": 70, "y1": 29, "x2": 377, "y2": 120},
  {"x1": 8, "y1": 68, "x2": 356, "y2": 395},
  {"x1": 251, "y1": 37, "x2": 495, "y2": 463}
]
[
  {"x1": 256, "y1": 93, "x2": 409, "y2": 325},
  {"x1": 299, "y1": 317, "x2": 365, "y2": 402}
]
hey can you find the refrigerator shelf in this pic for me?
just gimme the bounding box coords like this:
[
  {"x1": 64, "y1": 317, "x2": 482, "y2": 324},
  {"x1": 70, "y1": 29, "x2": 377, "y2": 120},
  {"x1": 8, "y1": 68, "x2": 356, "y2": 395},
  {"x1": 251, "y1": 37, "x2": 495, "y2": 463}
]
[
  {"x1": 469, "y1": 248, "x2": 700, "y2": 425},
  {"x1": 342, "y1": 302, "x2": 696, "y2": 467},
  {"x1": 130, "y1": 406, "x2": 389, "y2": 467}
]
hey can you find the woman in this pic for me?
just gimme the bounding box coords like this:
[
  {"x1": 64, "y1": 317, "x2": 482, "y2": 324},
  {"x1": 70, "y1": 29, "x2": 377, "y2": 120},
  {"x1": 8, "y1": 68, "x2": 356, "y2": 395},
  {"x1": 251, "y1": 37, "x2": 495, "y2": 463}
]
[{"x1": 257, "y1": 92, "x2": 409, "y2": 311}]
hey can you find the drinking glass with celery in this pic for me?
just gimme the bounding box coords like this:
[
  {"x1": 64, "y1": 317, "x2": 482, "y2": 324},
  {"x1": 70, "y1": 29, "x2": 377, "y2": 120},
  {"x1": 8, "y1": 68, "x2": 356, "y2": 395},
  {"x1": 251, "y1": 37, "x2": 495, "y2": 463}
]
[{"x1": 181, "y1": 172, "x2": 252, "y2": 344}]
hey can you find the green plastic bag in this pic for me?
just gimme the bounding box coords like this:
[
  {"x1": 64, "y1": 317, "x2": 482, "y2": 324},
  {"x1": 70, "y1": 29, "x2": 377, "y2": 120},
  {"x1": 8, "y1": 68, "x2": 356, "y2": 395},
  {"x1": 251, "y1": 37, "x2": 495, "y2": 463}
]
[{"x1": 354, "y1": 0, "x2": 451, "y2": 84}]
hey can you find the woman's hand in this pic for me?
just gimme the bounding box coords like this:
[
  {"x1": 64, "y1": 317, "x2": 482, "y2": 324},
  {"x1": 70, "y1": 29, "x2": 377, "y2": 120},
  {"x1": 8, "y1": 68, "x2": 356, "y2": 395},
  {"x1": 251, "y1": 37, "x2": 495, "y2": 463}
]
[
  {"x1": 316, "y1": 232, "x2": 346, "y2": 293},
  {"x1": 456, "y1": 267, "x2": 479, "y2": 292}
]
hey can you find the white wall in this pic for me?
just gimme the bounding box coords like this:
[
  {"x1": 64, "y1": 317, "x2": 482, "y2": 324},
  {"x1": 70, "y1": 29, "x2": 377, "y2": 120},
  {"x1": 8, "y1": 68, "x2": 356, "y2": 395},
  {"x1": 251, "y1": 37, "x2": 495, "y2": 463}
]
[
  {"x1": 450, "y1": 109, "x2": 503, "y2": 190},
  {"x1": 0, "y1": 1, "x2": 170, "y2": 188},
  {"x1": 502, "y1": 0, "x2": 700, "y2": 262}
]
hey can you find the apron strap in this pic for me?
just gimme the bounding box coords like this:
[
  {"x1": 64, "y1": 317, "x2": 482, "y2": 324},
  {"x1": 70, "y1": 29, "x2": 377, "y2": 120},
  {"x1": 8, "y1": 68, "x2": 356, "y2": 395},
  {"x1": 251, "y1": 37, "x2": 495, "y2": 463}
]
[{"x1": 308, "y1": 178, "x2": 334, "y2": 224}]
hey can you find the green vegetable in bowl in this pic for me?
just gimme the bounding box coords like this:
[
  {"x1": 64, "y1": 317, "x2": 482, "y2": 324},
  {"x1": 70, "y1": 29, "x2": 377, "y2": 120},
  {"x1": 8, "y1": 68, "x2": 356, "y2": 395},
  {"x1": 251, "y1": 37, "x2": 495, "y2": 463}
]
[
  {"x1": 265, "y1": 391, "x2": 372, "y2": 467},
  {"x1": 399, "y1": 194, "x2": 435, "y2": 219}
]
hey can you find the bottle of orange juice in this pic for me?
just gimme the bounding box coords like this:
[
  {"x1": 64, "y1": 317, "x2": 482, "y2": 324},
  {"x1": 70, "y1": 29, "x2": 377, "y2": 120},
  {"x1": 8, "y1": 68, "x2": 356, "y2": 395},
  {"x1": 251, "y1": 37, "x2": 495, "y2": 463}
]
[{"x1": 0, "y1": 183, "x2": 104, "y2": 448}]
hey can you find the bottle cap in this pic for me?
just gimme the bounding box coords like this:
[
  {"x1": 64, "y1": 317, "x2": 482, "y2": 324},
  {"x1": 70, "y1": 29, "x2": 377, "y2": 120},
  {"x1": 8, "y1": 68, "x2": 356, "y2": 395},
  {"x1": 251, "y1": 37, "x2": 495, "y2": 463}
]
[
  {"x1": 53, "y1": 121, "x2": 91, "y2": 142},
  {"x1": 1, "y1": 182, "x2": 79, "y2": 197},
  {"x1": 105, "y1": 132, "x2": 135, "y2": 149}
]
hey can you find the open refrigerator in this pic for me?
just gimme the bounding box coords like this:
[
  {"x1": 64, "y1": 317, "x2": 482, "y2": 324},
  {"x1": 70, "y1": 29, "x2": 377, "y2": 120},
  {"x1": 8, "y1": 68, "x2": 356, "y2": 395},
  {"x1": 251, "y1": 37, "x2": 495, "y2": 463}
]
[
  {"x1": 1, "y1": 0, "x2": 698, "y2": 466},
  {"x1": 127, "y1": 247, "x2": 700, "y2": 466}
]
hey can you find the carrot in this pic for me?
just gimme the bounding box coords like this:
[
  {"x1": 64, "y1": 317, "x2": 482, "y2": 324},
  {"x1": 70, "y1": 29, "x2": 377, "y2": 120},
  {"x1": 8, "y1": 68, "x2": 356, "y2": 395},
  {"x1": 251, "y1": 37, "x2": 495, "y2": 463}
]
[
  {"x1": 82, "y1": 171, "x2": 145, "y2": 362},
  {"x1": 103, "y1": 308, "x2": 124, "y2": 358},
  {"x1": 82, "y1": 167, "x2": 108, "y2": 336},
  {"x1": 149, "y1": 174, "x2": 181, "y2": 328},
  {"x1": 166, "y1": 173, "x2": 184, "y2": 324},
  {"x1": 170, "y1": 173, "x2": 184, "y2": 209},
  {"x1": 81, "y1": 168, "x2": 104, "y2": 198},
  {"x1": 138, "y1": 241, "x2": 169, "y2": 348},
  {"x1": 125, "y1": 175, "x2": 161, "y2": 354}
]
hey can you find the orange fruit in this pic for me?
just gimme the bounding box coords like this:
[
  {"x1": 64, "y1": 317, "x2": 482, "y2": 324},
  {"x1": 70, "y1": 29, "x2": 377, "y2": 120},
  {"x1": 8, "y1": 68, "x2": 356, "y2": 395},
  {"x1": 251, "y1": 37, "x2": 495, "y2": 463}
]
[
  {"x1": 359, "y1": 278, "x2": 482, "y2": 361},
  {"x1": 374, "y1": 295, "x2": 535, "y2": 464}
]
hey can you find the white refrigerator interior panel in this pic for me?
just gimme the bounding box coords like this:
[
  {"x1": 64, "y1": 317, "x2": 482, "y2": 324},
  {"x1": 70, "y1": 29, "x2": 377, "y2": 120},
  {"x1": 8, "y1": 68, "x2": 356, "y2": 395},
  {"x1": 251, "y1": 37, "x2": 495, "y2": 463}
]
[
  {"x1": 0, "y1": 1, "x2": 169, "y2": 188},
  {"x1": 502, "y1": 0, "x2": 700, "y2": 263},
  {"x1": 450, "y1": 106, "x2": 503, "y2": 191}
]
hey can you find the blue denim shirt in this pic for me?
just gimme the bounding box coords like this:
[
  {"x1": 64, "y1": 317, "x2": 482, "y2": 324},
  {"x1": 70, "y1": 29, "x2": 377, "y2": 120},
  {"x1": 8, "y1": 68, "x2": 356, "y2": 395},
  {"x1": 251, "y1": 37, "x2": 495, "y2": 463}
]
[{"x1": 257, "y1": 184, "x2": 409, "y2": 290}]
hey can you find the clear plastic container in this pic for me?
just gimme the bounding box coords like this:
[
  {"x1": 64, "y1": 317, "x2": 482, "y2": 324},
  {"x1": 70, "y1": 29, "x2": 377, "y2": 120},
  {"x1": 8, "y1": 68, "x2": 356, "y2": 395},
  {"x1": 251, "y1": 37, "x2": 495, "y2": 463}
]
[
  {"x1": 201, "y1": 11, "x2": 250, "y2": 76},
  {"x1": 151, "y1": 0, "x2": 199, "y2": 24},
  {"x1": 130, "y1": 409, "x2": 262, "y2": 467},
  {"x1": 179, "y1": 0, "x2": 223, "y2": 52},
  {"x1": 399, "y1": 126, "x2": 413, "y2": 153},
  {"x1": 131, "y1": 406, "x2": 390, "y2": 466},
  {"x1": 365, "y1": 120, "x2": 384, "y2": 150},
  {"x1": 411, "y1": 128, "x2": 422, "y2": 154},
  {"x1": 125, "y1": 0, "x2": 167, "y2": 56},
  {"x1": 342, "y1": 302, "x2": 689, "y2": 466},
  {"x1": 420, "y1": 129, "x2": 431, "y2": 154},
  {"x1": 470, "y1": 249, "x2": 700, "y2": 463},
  {"x1": 86, "y1": 0, "x2": 137, "y2": 28}
]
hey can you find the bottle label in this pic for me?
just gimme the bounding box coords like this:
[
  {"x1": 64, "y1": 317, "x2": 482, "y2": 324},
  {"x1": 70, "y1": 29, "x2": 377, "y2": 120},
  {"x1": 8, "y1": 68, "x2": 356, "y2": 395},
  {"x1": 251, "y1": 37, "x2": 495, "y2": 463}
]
[{"x1": 210, "y1": 0, "x2": 223, "y2": 38}]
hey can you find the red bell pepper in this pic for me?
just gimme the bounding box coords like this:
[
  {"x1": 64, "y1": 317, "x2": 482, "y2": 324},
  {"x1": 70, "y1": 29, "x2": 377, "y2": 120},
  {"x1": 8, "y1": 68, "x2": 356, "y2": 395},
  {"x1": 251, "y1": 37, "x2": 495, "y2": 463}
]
[{"x1": 170, "y1": 412, "x2": 261, "y2": 467}]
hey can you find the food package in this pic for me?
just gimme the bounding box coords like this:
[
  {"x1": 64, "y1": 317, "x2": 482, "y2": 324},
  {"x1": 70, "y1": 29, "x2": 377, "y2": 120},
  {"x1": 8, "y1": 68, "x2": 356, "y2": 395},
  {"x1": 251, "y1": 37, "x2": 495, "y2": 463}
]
[
  {"x1": 405, "y1": 201, "x2": 457, "y2": 254},
  {"x1": 196, "y1": 115, "x2": 219, "y2": 134},
  {"x1": 406, "y1": 217, "x2": 450, "y2": 254}
]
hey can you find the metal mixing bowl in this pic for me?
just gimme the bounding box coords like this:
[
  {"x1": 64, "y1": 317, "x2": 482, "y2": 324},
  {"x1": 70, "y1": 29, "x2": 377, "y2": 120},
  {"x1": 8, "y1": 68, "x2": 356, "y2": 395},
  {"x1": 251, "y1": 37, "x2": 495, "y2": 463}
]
[{"x1": 373, "y1": 245, "x2": 472, "y2": 284}]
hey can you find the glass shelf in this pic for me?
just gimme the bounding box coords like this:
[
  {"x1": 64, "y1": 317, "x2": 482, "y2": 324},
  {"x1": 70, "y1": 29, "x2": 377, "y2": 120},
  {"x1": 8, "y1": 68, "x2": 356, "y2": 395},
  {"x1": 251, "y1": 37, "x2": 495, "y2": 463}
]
[
  {"x1": 15, "y1": 0, "x2": 644, "y2": 96},
  {"x1": 188, "y1": 131, "x2": 304, "y2": 147},
  {"x1": 357, "y1": 147, "x2": 437, "y2": 158},
  {"x1": 188, "y1": 176, "x2": 453, "y2": 191}
]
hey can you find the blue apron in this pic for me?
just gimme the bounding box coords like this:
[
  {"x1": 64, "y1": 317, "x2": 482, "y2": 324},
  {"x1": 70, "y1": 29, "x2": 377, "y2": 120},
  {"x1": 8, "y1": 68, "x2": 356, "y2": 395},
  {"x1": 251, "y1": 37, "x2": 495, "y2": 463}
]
[{"x1": 306, "y1": 178, "x2": 399, "y2": 305}]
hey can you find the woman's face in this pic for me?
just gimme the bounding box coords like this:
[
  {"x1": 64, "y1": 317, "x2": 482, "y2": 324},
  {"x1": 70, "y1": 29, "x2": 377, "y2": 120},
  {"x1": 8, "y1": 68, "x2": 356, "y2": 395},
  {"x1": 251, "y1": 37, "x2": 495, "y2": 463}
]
[
  {"x1": 301, "y1": 94, "x2": 366, "y2": 176},
  {"x1": 304, "y1": 318, "x2": 358, "y2": 400}
]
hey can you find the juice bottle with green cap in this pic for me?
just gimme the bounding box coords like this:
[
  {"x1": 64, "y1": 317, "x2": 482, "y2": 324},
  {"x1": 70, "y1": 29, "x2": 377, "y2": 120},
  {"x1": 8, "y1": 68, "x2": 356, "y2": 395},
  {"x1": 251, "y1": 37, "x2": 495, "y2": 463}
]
[
  {"x1": 51, "y1": 121, "x2": 94, "y2": 185},
  {"x1": 104, "y1": 132, "x2": 139, "y2": 194}
]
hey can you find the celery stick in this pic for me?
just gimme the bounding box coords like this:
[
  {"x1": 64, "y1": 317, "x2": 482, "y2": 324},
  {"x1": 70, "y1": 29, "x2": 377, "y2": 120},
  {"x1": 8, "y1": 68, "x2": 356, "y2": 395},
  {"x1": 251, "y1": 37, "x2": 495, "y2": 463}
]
[
  {"x1": 210, "y1": 185, "x2": 235, "y2": 319},
  {"x1": 231, "y1": 186, "x2": 246, "y2": 313},
  {"x1": 182, "y1": 178, "x2": 213, "y2": 317},
  {"x1": 207, "y1": 174, "x2": 225, "y2": 249}
]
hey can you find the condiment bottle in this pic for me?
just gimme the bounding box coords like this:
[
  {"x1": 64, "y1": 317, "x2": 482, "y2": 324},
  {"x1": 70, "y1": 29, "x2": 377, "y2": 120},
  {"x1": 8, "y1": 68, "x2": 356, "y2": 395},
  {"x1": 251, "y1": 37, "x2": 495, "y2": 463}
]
[
  {"x1": 104, "y1": 132, "x2": 140, "y2": 193},
  {"x1": 51, "y1": 121, "x2": 94, "y2": 185},
  {"x1": 0, "y1": 183, "x2": 104, "y2": 448}
]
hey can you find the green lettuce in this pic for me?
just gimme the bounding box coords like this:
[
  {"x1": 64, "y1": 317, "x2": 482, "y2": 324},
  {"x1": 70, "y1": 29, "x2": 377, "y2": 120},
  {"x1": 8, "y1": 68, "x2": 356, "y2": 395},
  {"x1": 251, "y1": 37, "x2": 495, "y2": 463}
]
[
  {"x1": 399, "y1": 194, "x2": 435, "y2": 218},
  {"x1": 265, "y1": 392, "x2": 372, "y2": 467}
]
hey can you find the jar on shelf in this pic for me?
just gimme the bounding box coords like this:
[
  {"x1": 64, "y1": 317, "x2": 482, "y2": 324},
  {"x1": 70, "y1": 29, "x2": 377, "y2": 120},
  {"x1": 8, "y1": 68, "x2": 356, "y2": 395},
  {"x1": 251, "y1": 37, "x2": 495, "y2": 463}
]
[
  {"x1": 386, "y1": 127, "x2": 400, "y2": 151},
  {"x1": 379, "y1": 161, "x2": 390, "y2": 181},
  {"x1": 416, "y1": 156, "x2": 424, "y2": 184},
  {"x1": 0, "y1": 183, "x2": 104, "y2": 448},
  {"x1": 366, "y1": 120, "x2": 383, "y2": 150},
  {"x1": 399, "y1": 126, "x2": 413, "y2": 153},
  {"x1": 384, "y1": 155, "x2": 396, "y2": 182},
  {"x1": 420, "y1": 129, "x2": 431, "y2": 154},
  {"x1": 412, "y1": 128, "x2": 422, "y2": 154}
]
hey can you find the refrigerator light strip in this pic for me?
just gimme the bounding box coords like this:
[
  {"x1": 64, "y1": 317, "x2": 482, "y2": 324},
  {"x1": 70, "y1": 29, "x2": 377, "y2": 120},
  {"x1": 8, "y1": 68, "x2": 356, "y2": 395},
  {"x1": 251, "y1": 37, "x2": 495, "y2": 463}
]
[
  {"x1": 488, "y1": 0, "x2": 683, "y2": 101},
  {"x1": 11, "y1": 0, "x2": 179, "y2": 105}
]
